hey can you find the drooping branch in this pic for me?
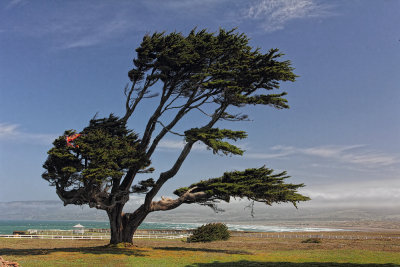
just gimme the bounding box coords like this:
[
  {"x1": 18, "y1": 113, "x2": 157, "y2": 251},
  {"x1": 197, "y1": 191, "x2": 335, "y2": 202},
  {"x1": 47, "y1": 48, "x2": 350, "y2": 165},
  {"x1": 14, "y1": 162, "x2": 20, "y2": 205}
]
[{"x1": 174, "y1": 166, "x2": 310, "y2": 208}]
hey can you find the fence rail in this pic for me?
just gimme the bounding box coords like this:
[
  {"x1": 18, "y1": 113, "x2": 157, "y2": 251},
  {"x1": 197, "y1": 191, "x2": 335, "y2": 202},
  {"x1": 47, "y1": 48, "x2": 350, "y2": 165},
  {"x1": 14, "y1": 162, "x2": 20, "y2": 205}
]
[
  {"x1": 1, "y1": 233, "x2": 399, "y2": 241},
  {"x1": 0, "y1": 234, "x2": 190, "y2": 240},
  {"x1": 0, "y1": 235, "x2": 109, "y2": 240}
]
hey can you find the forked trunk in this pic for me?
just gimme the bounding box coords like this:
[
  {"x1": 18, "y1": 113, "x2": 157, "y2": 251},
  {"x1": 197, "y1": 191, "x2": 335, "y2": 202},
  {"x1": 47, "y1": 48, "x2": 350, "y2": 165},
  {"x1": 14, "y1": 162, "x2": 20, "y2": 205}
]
[{"x1": 107, "y1": 204, "x2": 148, "y2": 244}]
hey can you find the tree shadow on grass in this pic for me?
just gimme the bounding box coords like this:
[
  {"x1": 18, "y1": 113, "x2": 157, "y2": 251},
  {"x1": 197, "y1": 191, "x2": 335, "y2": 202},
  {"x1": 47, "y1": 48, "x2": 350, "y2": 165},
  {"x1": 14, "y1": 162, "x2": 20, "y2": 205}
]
[
  {"x1": 187, "y1": 261, "x2": 399, "y2": 267},
  {"x1": 0, "y1": 246, "x2": 147, "y2": 257},
  {"x1": 154, "y1": 246, "x2": 252, "y2": 255}
]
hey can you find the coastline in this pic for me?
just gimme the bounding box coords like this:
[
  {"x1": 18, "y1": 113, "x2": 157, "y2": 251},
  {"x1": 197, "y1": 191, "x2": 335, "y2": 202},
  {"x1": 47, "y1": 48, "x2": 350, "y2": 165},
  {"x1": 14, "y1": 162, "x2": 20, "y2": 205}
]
[
  {"x1": 1, "y1": 219, "x2": 400, "y2": 235},
  {"x1": 231, "y1": 220, "x2": 400, "y2": 232}
]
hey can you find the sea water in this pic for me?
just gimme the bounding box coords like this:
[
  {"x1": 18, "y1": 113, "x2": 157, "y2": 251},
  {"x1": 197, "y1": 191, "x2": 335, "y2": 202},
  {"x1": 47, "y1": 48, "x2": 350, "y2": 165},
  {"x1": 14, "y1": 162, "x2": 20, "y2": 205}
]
[{"x1": 0, "y1": 220, "x2": 344, "y2": 235}]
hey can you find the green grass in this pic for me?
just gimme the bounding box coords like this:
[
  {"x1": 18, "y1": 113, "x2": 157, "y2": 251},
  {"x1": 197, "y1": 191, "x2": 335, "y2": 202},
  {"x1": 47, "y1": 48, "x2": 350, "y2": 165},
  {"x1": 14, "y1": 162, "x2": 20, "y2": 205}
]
[{"x1": 1, "y1": 234, "x2": 399, "y2": 266}]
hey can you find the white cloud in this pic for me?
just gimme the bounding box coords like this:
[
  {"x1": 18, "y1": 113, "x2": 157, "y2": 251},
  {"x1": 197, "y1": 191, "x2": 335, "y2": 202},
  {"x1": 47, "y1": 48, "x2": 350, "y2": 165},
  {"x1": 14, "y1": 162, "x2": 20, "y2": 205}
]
[
  {"x1": 0, "y1": 123, "x2": 19, "y2": 137},
  {"x1": 0, "y1": 123, "x2": 56, "y2": 145},
  {"x1": 158, "y1": 139, "x2": 207, "y2": 151},
  {"x1": 158, "y1": 139, "x2": 249, "y2": 153},
  {"x1": 245, "y1": 0, "x2": 334, "y2": 32},
  {"x1": 245, "y1": 144, "x2": 399, "y2": 167},
  {"x1": 300, "y1": 178, "x2": 400, "y2": 207},
  {"x1": 158, "y1": 140, "x2": 186, "y2": 150}
]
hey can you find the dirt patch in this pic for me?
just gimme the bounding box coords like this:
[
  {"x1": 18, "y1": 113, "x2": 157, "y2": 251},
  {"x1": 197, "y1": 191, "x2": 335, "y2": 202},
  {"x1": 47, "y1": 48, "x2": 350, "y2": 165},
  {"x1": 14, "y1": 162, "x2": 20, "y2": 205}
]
[{"x1": 0, "y1": 256, "x2": 20, "y2": 267}]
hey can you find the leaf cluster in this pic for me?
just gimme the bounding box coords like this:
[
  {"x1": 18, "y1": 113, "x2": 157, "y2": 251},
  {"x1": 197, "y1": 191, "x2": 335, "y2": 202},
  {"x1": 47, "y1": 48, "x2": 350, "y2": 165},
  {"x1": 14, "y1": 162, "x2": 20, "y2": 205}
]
[
  {"x1": 128, "y1": 28, "x2": 296, "y2": 112},
  {"x1": 42, "y1": 115, "x2": 149, "y2": 204},
  {"x1": 185, "y1": 128, "x2": 247, "y2": 156},
  {"x1": 131, "y1": 178, "x2": 155, "y2": 194},
  {"x1": 174, "y1": 166, "x2": 310, "y2": 207}
]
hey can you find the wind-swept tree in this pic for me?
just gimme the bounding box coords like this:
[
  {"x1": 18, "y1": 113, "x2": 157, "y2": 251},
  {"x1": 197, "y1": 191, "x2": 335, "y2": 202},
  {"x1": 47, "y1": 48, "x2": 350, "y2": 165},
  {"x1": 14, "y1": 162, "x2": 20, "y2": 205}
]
[{"x1": 43, "y1": 29, "x2": 310, "y2": 244}]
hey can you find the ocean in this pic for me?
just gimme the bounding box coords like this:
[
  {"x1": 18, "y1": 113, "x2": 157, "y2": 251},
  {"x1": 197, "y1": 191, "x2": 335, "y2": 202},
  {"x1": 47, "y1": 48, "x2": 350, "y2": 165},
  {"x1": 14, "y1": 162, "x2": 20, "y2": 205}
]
[{"x1": 0, "y1": 220, "x2": 344, "y2": 235}]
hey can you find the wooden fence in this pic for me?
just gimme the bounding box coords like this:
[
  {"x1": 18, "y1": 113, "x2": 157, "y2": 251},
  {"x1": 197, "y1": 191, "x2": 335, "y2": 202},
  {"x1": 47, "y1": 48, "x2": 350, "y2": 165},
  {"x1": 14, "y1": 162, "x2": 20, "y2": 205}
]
[
  {"x1": 0, "y1": 233, "x2": 190, "y2": 240},
  {"x1": 1, "y1": 232, "x2": 399, "y2": 241}
]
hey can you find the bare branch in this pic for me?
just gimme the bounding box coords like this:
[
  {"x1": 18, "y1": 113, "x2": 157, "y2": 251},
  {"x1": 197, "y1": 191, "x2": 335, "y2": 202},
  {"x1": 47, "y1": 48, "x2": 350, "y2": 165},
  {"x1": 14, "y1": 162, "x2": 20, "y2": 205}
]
[
  {"x1": 195, "y1": 107, "x2": 212, "y2": 117},
  {"x1": 161, "y1": 92, "x2": 183, "y2": 114},
  {"x1": 156, "y1": 120, "x2": 185, "y2": 137},
  {"x1": 139, "y1": 82, "x2": 174, "y2": 150},
  {"x1": 145, "y1": 90, "x2": 198, "y2": 158},
  {"x1": 123, "y1": 83, "x2": 129, "y2": 97},
  {"x1": 122, "y1": 68, "x2": 159, "y2": 123},
  {"x1": 142, "y1": 92, "x2": 160, "y2": 99},
  {"x1": 150, "y1": 187, "x2": 208, "y2": 211}
]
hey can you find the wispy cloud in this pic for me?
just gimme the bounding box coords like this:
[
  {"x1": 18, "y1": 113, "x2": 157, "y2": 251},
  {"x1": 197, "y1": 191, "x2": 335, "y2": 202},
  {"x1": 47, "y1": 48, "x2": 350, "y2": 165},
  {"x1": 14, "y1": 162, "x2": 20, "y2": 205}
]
[
  {"x1": 58, "y1": 16, "x2": 131, "y2": 49},
  {"x1": 244, "y1": 0, "x2": 334, "y2": 32},
  {"x1": 246, "y1": 144, "x2": 399, "y2": 167},
  {"x1": 245, "y1": 150, "x2": 293, "y2": 159},
  {"x1": 143, "y1": 0, "x2": 224, "y2": 11},
  {"x1": 4, "y1": 2, "x2": 144, "y2": 50},
  {"x1": 0, "y1": 123, "x2": 56, "y2": 145},
  {"x1": 3, "y1": 0, "x2": 335, "y2": 48},
  {"x1": 5, "y1": 0, "x2": 27, "y2": 10}
]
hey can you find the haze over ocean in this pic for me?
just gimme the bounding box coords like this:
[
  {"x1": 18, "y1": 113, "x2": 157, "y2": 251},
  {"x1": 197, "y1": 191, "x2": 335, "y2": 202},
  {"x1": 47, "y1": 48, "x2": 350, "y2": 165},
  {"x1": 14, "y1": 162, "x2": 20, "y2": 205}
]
[{"x1": 0, "y1": 220, "x2": 345, "y2": 235}]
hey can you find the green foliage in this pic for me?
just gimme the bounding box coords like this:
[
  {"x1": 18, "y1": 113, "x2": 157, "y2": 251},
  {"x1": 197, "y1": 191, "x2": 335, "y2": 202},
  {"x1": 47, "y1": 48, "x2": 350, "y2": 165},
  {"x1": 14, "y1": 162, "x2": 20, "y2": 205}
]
[
  {"x1": 131, "y1": 178, "x2": 156, "y2": 194},
  {"x1": 302, "y1": 238, "x2": 322, "y2": 243},
  {"x1": 128, "y1": 28, "x2": 296, "y2": 112},
  {"x1": 174, "y1": 166, "x2": 310, "y2": 208},
  {"x1": 185, "y1": 128, "x2": 247, "y2": 156},
  {"x1": 187, "y1": 223, "x2": 230, "y2": 243},
  {"x1": 42, "y1": 114, "x2": 149, "y2": 206}
]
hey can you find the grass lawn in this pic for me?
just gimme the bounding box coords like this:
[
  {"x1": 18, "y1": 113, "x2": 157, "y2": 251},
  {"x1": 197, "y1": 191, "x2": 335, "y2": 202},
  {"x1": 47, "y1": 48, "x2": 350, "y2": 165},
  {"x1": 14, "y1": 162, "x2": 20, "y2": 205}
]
[{"x1": 0, "y1": 232, "x2": 399, "y2": 266}]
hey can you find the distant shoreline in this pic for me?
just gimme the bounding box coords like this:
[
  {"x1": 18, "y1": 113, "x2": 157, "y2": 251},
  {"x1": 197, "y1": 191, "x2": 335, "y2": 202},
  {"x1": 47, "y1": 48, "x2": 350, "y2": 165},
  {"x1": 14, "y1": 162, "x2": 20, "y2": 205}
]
[
  {"x1": 231, "y1": 220, "x2": 400, "y2": 232},
  {"x1": 1, "y1": 219, "x2": 400, "y2": 235}
]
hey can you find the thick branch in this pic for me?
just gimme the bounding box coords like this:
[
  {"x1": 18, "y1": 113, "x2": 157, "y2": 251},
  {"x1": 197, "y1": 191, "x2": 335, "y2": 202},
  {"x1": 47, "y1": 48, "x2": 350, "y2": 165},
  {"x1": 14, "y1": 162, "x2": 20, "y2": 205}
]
[
  {"x1": 139, "y1": 82, "x2": 173, "y2": 150},
  {"x1": 119, "y1": 83, "x2": 173, "y2": 192},
  {"x1": 150, "y1": 187, "x2": 208, "y2": 211},
  {"x1": 142, "y1": 103, "x2": 228, "y2": 211}
]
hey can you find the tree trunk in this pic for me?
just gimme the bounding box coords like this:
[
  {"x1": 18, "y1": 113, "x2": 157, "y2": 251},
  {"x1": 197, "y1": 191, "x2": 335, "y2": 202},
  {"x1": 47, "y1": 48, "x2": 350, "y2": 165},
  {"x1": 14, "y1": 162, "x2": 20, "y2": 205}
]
[
  {"x1": 107, "y1": 204, "x2": 149, "y2": 244},
  {"x1": 107, "y1": 204, "x2": 124, "y2": 244}
]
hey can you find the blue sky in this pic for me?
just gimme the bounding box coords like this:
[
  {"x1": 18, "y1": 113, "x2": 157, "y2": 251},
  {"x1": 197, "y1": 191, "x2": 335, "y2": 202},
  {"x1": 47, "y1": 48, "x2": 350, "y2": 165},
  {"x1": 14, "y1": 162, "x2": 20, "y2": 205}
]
[{"x1": 0, "y1": 0, "x2": 399, "y2": 209}]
